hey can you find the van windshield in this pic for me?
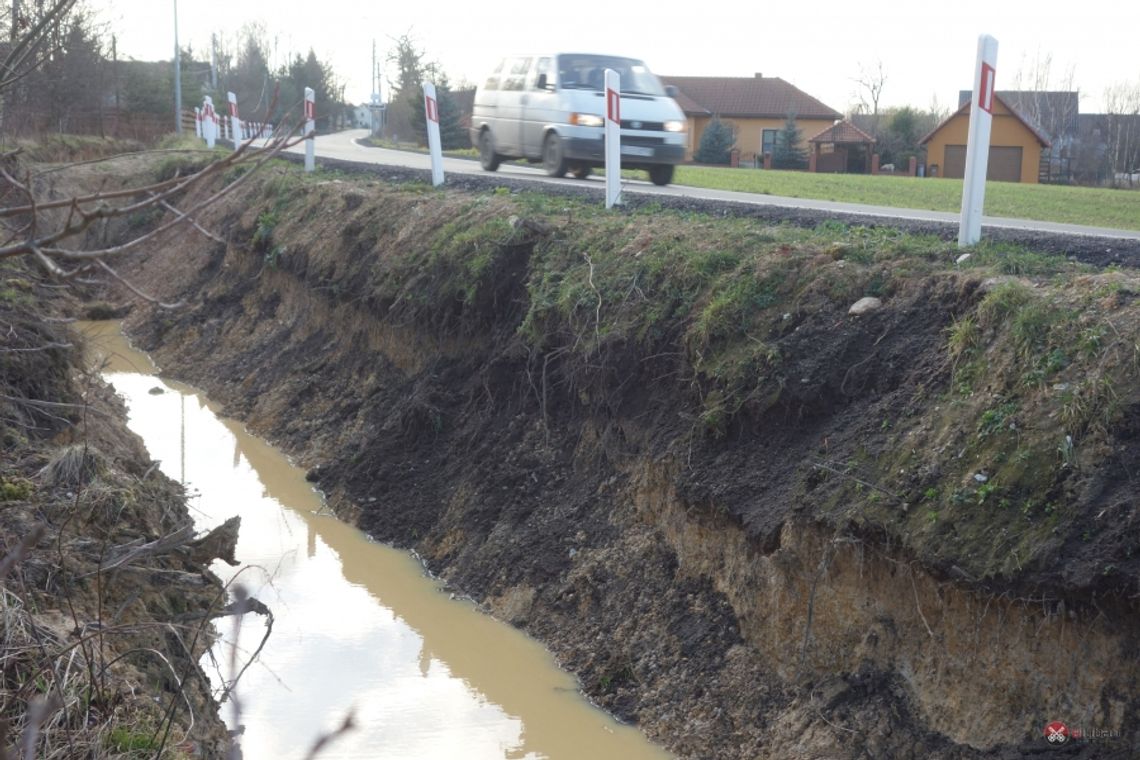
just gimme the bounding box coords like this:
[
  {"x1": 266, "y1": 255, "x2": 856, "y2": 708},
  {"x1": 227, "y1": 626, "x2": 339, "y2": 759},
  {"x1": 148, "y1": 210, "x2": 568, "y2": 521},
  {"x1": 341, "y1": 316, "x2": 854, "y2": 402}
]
[{"x1": 556, "y1": 54, "x2": 666, "y2": 96}]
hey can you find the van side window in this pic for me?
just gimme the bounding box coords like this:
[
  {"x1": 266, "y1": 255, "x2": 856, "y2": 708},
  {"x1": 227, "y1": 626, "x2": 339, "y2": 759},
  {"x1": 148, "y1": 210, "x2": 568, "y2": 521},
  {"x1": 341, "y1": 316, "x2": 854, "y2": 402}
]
[
  {"x1": 529, "y1": 57, "x2": 552, "y2": 90},
  {"x1": 501, "y1": 57, "x2": 532, "y2": 92},
  {"x1": 483, "y1": 59, "x2": 505, "y2": 91}
]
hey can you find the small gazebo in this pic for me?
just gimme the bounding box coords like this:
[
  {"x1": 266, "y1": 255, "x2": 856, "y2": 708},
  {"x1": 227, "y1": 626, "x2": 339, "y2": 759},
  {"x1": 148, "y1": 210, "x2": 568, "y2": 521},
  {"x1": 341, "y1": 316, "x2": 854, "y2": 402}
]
[{"x1": 807, "y1": 120, "x2": 876, "y2": 174}]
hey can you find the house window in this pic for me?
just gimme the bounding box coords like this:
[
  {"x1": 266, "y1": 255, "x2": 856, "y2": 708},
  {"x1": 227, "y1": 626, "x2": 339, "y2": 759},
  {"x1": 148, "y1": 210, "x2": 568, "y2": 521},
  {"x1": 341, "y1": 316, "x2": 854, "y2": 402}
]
[{"x1": 761, "y1": 129, "x2": 778, "y2": 156}]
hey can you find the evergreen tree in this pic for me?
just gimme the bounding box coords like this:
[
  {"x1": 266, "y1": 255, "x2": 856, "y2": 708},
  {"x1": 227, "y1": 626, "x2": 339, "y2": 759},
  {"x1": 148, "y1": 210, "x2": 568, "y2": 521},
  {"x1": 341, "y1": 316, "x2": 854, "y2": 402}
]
[
  {"x1": 409, "y1": 74, "x2": 468, "y2": 149},
  {"x1": 695, "y1": 116, "x2": 735, "y2": 164},
  {"x1": 773, "y1": 113, "x2": 808, "y2": 170}
]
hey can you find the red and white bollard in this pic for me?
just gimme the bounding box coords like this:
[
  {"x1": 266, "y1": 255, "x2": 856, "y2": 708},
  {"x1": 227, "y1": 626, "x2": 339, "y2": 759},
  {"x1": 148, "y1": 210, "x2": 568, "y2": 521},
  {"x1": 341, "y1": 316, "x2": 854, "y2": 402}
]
[
  {"x1": 202, "y1": 96, "x2": 217, "y2": 149},
  {"x1": 304, "y1": 87, "x2": 315, "y2": 172},
  {"x1": 959, "y1": 34, "x2": 998, "y2": 247},
  {"x1": 228, "y1": 91, "x2": 241, "y2": 151},
  {"x1": 604, "y1": 68, "x2": 621, "y2": 209},
  {"x1": 423, "y1": 82, "x2": 444, "y2": 186}
]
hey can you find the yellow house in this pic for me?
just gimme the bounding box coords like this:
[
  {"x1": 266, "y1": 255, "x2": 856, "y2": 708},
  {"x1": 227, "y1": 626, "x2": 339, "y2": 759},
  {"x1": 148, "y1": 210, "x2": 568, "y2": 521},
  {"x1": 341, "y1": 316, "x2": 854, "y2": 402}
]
[
  {"x1": 659, "y1": 74, "x2": 841, "y2": 162},
  {"x1": 920, "y1": 94, "x2": 1051, "y2": 183}
]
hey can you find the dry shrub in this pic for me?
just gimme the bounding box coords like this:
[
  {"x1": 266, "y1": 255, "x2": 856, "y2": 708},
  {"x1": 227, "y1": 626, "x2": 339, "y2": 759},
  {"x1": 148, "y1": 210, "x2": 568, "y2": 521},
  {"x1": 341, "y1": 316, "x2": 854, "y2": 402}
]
[{"x1": 38, "y1": 444, "x2": 108, "y2": 488}]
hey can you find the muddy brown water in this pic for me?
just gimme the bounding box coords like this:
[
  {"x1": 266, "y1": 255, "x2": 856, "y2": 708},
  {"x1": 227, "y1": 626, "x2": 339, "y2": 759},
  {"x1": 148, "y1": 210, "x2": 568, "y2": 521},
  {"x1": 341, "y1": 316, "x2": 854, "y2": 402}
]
[{"x1": 81, "y1": 321, "x2": 672, "y2": 760}]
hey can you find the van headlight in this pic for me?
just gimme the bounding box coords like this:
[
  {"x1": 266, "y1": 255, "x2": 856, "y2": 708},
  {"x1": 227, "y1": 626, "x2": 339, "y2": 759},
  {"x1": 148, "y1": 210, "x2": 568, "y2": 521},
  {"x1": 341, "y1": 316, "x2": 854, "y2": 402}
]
[
  {"x1": 664, "y1": 120, "x2": 685, "y2": 133},
  {"x1": 570, "y1": 113, "x2": 604, "y2": 127}
]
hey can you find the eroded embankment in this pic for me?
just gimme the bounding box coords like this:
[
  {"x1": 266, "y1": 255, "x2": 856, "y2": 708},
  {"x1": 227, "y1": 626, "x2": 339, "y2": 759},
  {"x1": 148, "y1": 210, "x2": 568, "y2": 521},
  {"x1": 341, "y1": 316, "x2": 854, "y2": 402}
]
[{"x1": 115, "y1": 160, "x2": 1140, "y2": 758}]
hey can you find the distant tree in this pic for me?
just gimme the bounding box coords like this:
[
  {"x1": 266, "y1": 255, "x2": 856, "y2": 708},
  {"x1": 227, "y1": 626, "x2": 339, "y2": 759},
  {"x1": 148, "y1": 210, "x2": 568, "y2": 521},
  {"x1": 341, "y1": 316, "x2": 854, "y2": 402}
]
[
  {"x1": 1011, "y1": 50, "x2": 1078, "y2": 182},
  {"x1": 1102, "y1": 80, "x2": 1140, "y2": 185},
  {"x1": 387, "y1": 33, "x2": 429, "y2": 106},
  {"x1": 695, "y1": 116, "x2": 735, "y2": 164},
  {"x1": 851, "y1": 59, "x2": 887, "y2": 137},
  {"x1": 435, "y1": 83, "x2": 467, "y2": 149},
  {"x1": 877, "y1": 107, "x2": 921, "y2": 165},
  {"x1": 34, "y1": 14, "x2": 104, "y2": 127},
  {"x1": 384, "y1": 35, "x2": 467, "y2": 147},
  {"x1": 408, "y1": 74, "x2": 467, "y2": 149},
  {"x1": 280, "y1": 50, "x2": 340, "y2": 130},
  {"x1": 773, "y1": 113, "x2": 807, "y2": 170},
  {"x1": 230, "y1": 27, "x2": 271, "y2": 114}
]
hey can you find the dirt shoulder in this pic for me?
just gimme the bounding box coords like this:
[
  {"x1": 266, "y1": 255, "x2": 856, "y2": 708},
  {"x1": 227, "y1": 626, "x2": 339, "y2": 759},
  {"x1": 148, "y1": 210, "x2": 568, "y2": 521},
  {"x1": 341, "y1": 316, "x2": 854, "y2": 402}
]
[{"x1": 112, "y1": 155, "x2": 1140, "y2": 758}]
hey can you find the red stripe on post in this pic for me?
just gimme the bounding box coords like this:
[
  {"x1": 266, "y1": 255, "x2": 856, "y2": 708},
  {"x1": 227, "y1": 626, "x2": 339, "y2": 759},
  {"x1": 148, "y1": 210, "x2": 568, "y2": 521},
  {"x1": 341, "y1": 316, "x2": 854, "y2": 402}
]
[
  {"x1": 978, "y1": 62, "x2": 995, "y2": 114},
  {"x1": 606, "y1": 88, "x2": 620, "y2": 123}
]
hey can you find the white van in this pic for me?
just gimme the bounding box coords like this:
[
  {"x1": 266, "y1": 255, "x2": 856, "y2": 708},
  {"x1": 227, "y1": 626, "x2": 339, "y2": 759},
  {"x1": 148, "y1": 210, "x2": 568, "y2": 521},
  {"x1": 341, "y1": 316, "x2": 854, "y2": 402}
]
[{"x1": 469, "y1": 53, "x2": 687, "y2": 186}]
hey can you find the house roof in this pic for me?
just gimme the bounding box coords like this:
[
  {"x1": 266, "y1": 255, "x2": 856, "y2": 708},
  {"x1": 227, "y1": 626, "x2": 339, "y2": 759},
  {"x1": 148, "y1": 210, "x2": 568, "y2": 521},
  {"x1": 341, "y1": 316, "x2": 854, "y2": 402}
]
[
  {"x1": 808, "y1": 119, "x2": 876, "y2": 144},
  {"x1": 958, "y1": 89, "x2": 1079, "y2": 139},
  {"x1": 660, "y1": 75, "x2": 840, "y2": 120},
  {"x1": 919, "y1": 93, "x2": 1052, "y2": 147}
]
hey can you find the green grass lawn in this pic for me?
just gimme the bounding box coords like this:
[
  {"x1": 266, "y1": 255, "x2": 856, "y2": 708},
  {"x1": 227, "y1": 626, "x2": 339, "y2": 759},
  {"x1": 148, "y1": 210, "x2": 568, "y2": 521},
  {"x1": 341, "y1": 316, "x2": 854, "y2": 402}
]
[
  {"x1": 360, "y1": 137, "x2": 1138, "y2": 231},
  {"x1": 672, "y1": 166, "x2": 1140, "y2": 231}
]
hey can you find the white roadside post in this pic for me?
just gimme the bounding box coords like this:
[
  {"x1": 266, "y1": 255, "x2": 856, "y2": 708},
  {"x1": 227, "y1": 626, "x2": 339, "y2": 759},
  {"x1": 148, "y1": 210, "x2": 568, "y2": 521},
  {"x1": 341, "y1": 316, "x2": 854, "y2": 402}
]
[
  {"x1": 228, "y1": 91, "x2": 240, "y2": 151},
  {"x1": 604, "y1": 68, "x2": 621, "y2": 209},
  {"x1": 194, "y1": 107, "x2": 202, "y2": 138},
  {"x1": 304, "y1": 87, "x2": 316, "y2": 172},
  {"x1": 423, "y1": 82, "x2": 445, "y2": 186},
  {"x1": 958, "y1": 34, "x2": 998, "y2": 247},
  {"x1": 203, "y1": 96, "x2": 216, "y2": 149}
]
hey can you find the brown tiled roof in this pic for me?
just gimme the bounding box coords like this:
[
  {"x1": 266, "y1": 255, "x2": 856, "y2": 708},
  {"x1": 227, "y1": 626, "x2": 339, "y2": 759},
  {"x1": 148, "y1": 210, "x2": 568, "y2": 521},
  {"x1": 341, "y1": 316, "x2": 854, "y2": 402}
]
[
  {"x1": 807, "y1": 120, "x2": 876, "y2": 144},
  {"x1": 669, "y1": 88, "x2": 708, "y2": 115},
  {"x1": 660, "y1": 75, "x2": 840, "y2": 120},
  {"x1": 919, "y1": 94, "x2": 1052, "y2": 147}
]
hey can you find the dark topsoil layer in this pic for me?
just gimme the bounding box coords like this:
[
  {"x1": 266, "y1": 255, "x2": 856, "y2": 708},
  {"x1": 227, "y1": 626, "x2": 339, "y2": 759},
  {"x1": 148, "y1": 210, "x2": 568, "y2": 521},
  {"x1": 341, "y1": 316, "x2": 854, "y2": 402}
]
[{"x1": 117, "y1": 161, "x2": 1140, "y2": 759}]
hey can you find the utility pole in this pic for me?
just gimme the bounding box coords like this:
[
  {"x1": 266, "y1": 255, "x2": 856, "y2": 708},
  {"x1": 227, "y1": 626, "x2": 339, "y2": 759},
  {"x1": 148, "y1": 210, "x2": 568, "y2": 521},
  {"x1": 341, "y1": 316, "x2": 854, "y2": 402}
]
[
  {"x1": 112, "y1": 34, "x2": 120, "y2": 111},
  {"x1": 11, "y1": 0, "x2": 19, "y2": 43},
  {"x1": 173, "y1": 0, "x2": 182, "y2": 133},
  {"x1": 210, "y1": 33, "x2": 217, "y2": 89}
]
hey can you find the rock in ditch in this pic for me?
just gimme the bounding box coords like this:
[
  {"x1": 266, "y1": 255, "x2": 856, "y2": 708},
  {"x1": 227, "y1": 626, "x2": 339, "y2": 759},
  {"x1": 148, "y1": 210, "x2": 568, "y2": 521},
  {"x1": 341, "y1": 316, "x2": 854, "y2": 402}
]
[{"x1": 848, "y1": 296, "x2": 883, "y2": 316}]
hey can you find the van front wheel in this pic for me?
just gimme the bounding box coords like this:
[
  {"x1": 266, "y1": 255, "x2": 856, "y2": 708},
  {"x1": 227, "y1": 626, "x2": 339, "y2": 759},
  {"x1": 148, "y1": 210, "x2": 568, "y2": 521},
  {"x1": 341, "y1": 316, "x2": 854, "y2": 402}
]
[
  {"x1": 542, "y1": 134, "x2": 567, "y2": 178},
  {"x1": 479, "y1": 131, "x2": 501, "y2": 171},
  {"x1": 649, "y1": 165, "x2": 674, "y2": 186}
]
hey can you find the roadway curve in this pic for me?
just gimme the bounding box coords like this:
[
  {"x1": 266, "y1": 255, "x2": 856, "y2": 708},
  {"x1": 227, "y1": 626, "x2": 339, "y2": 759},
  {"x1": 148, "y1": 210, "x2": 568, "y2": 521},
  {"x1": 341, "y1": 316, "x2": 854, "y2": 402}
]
[{"x1": 291, "y1": 130, "x2": 1140, "y2": 265}]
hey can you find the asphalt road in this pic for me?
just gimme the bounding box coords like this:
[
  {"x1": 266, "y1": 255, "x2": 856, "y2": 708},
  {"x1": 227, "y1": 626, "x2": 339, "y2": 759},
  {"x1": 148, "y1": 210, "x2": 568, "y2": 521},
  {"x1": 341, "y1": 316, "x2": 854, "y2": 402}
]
[{"x1": 289, "y1": 130, "x2": 1140, "y2": 253}]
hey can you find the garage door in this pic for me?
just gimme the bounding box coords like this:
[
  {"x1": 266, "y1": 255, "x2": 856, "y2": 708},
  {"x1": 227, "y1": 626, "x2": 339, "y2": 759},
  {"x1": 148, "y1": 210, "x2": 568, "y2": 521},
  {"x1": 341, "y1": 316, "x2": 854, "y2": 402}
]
[
  {"x1": 942, "y1": 145, "x2": 1023, "y2": 182},
  {"x1": 988, "y1": 147, "x2": 1023, "y2": 182}
]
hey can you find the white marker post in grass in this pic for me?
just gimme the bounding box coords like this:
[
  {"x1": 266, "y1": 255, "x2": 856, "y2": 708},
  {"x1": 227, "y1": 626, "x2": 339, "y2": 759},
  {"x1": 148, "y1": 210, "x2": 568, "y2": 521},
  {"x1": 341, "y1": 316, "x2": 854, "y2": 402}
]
[
  {"x1": 227, "y1": 91, "x2": 240, "y2": 151},
  {"x1": 423, "y1": 82, "x2": 444, "y2": 186},
  {"x1": 959, "y1": 34, "x2": 998, "y2": 247},
  {"x1": 304, "y1": 87, "x2": 316, "y2": 172},
  {"x1": 202, "y1": 96, "x2": 216, "y2": 148},
  {"x1": 194, "y1": 107, "x2": 202, "y2": 138},
  {"x1": 604, "y1": 68, "x2": 621, "y2": 209}
]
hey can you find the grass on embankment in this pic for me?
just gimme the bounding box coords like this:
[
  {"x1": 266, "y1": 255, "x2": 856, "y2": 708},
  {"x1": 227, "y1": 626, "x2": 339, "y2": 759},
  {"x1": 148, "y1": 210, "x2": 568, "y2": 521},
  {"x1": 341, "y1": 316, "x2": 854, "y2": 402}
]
[
  {"x1": 239, "y1": 162, "x2": 1140, "y2": 590},
  {"x1": 673, "y1": 165, "x2": 1140, "y2": 231}
]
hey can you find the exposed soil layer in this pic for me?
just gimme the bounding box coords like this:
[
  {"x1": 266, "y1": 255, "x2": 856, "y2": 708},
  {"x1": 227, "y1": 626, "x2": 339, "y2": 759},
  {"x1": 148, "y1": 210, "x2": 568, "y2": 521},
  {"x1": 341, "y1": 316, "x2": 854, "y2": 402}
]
[{"x1": 113, "y1": 157, "x2": 1140, "y2": 758}]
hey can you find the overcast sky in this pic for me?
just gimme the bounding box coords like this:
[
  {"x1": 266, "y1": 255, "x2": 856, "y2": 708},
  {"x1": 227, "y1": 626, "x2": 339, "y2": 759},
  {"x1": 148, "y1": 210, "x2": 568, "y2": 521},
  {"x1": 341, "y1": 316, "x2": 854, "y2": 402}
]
[{"x1": 92, "y1": 0, "x2": 1138, "y2": 114}]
